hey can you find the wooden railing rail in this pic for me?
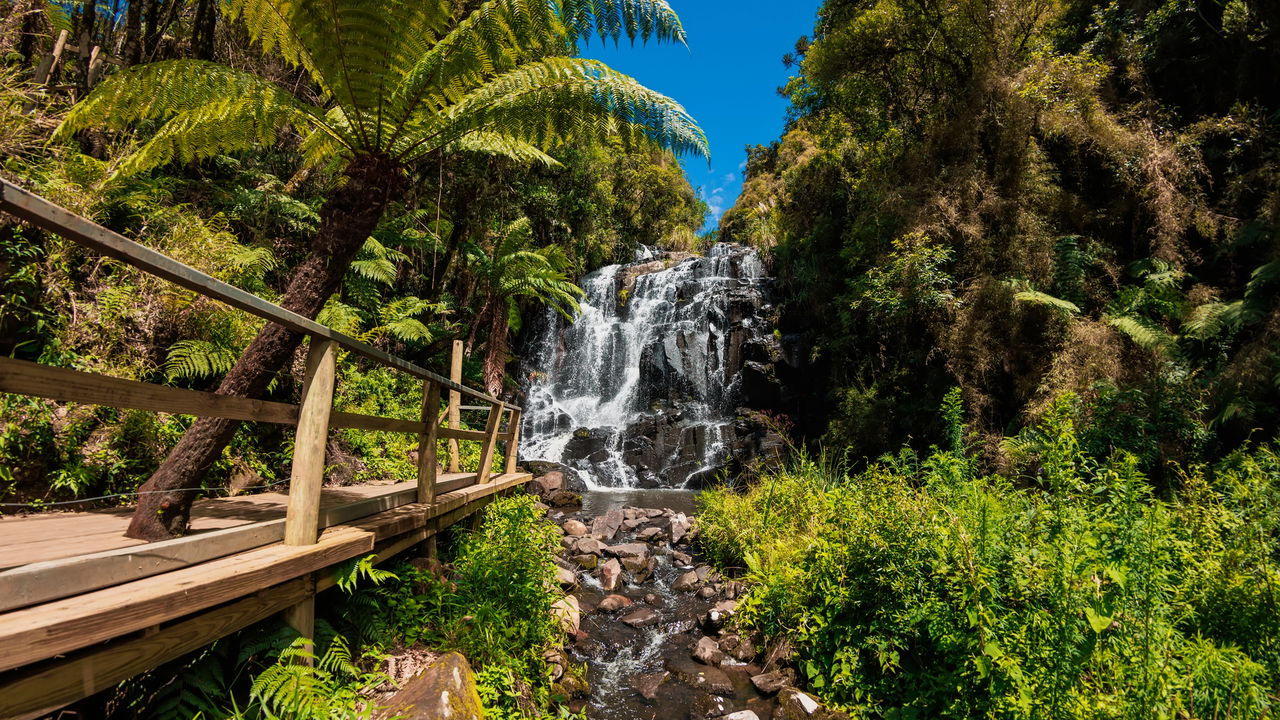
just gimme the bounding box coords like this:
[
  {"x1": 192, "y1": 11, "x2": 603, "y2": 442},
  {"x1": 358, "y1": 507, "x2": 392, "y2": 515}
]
[{"x1": 0, "y1": 180, "x2": 525, "y2": 643}]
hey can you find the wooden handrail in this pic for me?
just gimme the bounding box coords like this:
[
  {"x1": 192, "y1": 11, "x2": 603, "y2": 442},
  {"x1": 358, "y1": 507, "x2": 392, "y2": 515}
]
[{"x1": 0, "y1": 180, "x2": 513, "y2": 410}]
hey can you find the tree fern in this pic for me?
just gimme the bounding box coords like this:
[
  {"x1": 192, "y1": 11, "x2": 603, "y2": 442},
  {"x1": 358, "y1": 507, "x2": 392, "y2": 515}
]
[
  {"x1": 60, "y1": 0, "x2": 707, "y2": 178},
  {"x1": 1108, "y1": 315, "x2": 1177, "y2": 351},
  {"x1": 249, "y1": 636, "x2": 393, "y2": 720},
  {"x1": 1014, "y1": 289, "x2": 1081, "y2": 316}
]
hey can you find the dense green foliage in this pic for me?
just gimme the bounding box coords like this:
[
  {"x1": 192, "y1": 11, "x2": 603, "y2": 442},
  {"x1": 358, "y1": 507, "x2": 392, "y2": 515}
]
[
  {"x1": 0, "y1": 0, "x2": 705, "y2": 508},
  {"x1": 700, "y1": 398, "x2": 1280, "y2": 718},
  {"x1": 106, "y1": 494, "x2": 563, "y2": 719},
  {"x1": 722, "y1": 0, "x2": 1280, "y2": 473}
]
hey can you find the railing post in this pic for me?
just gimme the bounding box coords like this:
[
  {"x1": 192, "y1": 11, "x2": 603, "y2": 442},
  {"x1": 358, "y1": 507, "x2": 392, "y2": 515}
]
[
  {"x1": 447, "y1": 340, "x2": 463, "y2": 472},
  {"x1": 284, "y1": 338, "x2": 337, "y2": 547},
  {"x1": 417, "y1": 381, "x2": 442, "y2": 505},
  {"x1": 505, "y1": 409, "x2": 521, "y2": 475},
  {"x1": 476, "y1": 402, "x2": 503, "y2": 484}
]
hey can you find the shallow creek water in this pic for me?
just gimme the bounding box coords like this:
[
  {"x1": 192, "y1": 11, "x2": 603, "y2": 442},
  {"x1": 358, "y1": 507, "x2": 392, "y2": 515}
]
[{"x1": 550, "y1": 490, "x2": 777, "y2": 720}]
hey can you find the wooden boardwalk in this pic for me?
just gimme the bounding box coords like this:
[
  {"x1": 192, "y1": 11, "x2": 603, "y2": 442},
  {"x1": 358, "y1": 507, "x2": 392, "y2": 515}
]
[{"x1": 0, "y1": 180, "x2": 534, "y2": 718}]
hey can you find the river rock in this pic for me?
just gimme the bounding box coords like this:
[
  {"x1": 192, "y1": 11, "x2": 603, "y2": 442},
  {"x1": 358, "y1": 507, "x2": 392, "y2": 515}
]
[
  {"x1": 597, "y1": 594, "x2": 633, "y2": 612},
  {"x1": 670, "y1": 514, "x2": 692, "y2": 543},
  {"x1": 552, "y1": 596, "x2": 580, "y2": 635},
  {"x1": 571, "y1": 553, "x2": 598, "y2": 570},
  {"x1": 600, "y1": 558, "x2": 623, "y2": 591},
  {"x1": 750, "y1": 669, "x2": 795, "y2": 694},
  {"x1": 690, "y1": 695, "x2": 732, "y2": 719},
  {"x1": 575, "y1": 537, "x2": 605, "y2": 555},
  {"x1": 530, "y1": 471, "x2": 564, "y2": 497},
  {"x1": 667, "y1": 656, "x2": 734, "y2": 696},
  {"x1": 591, "y1": 509, "x2": 624, "y2": 540},
  {"x1": 542, "y1": 648, "x2": 569, "y2": 681},
  {"x1": 775, "y1": 688, "x2": 822, "y2": 719},
  {"x1": 631, "y1": 557, "x2": 657, "y2": 583},
  {"x1": 546, "y1": 490, "x2": 581, "y2": 507},
  {"x1": 645, "y1": 508, "x2": 666, "y2": 518},
  {"x1": 643, "y1": 592, "x2": 663, "y2": 606},
  {"x1": 632, "y1": 671, "x2": 668, "y2": 700},
  {"x1": 637, "y1": 526, "x2": 666, "y2": 541},
  {"x1": 605, "y1": 542, "x2": 649, "y2": 559},
  {"x1": 379, "y1": 652, "x2": 484, "y2": 720},
  {"x1": 693, "y1": 636, "x2": 726, "y2": 665},
  {"x1": 562, "y1": 519, "x2": 588, "y2": 536},
  {"x1": 703, "y1": 600, "x2": 737, "y2": 631},
  {"x1": 673, "y1": 550, "x2": 693, "y2": 566},
  {"x1": 674, "y1": 570, "x2": 700, "y2": 592},
  {"x1": 620, "y1": 606, "x2": 661, "y2": 628},
  {"x1": 698, "y1": 586, "x2": 717, "y2": 599},
  {"x1": 622, "y1": 517, "x2": 646, "y2": 531},
  {"x1": 555, "y1": 566, "x2": 578, "y2": 589},
  {"x1": 716, "y1": 712, "x2": 762, "y2": 720}
]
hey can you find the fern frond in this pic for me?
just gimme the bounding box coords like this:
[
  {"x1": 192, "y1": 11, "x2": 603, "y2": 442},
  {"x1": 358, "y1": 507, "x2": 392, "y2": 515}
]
[
  {"x1": 449, "y1": 132, "x2": 562, "y2": 167},
  {"x1": 57, "y1": 61, "x2": 329, "y2": 176},
  {"x1": 165, "y1": 339, "x2": 238, "y2": 381},
  {"x1": 317, "y1": 298, "x2": 364, "y2": 334},
  {"x1": 399, "y1": 57, "x2": 708, "y2": 163},
  {"x1": 1107, "y1": 315, "x2": 1176, "y2": 351},
  {"x1": 560, "y1": 0, "x2": 687, "y2": 46},
  {"x1": 1014, "y1": 289, "x2": 1080, "y2": 315}
]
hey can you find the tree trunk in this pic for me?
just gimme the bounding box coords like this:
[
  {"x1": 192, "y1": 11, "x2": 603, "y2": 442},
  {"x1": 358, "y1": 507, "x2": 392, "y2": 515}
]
[
  {"x1": 482, "y1": 296, "x2": 508, "y2": 398},
  {"x1": 191, "y1": 0, "x2": 216, "y2": 60},
  {"x1": 121, "y1": 0, "x2": 142, "y2": 66},
  {"x1": 125, "y1": 155, "x2": 405, "y2": 541}
]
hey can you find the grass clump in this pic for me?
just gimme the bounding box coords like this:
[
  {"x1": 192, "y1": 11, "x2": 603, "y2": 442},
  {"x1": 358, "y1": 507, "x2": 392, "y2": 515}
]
[{"x1": 699, "y1": 395, "x2": 1280, "y2": 719}]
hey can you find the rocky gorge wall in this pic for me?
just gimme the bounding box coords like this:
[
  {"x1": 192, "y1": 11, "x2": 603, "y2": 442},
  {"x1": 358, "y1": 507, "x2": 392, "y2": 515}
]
[{"x1": 519, "y1": 244, "x2": 793, "y2": 489}]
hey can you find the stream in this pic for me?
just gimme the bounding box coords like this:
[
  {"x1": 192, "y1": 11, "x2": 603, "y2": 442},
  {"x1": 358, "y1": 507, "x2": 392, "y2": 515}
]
[{"x1": 548, "y1": 490, "x2": 781, "y2": 720}]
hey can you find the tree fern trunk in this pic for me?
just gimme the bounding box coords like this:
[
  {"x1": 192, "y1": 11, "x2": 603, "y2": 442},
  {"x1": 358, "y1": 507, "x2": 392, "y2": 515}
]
[
  {"x1": 482, "y1": 296, "x2": 508, "y2": 398},
  {"x1": 125, "y1": 155, "x2": 405, "y2": 541}
]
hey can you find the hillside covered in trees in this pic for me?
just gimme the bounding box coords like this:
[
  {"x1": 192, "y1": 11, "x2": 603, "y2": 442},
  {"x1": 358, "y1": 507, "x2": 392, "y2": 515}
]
[{"x1": 722, "y1": 0, "x2": 1280, "y2": 476}]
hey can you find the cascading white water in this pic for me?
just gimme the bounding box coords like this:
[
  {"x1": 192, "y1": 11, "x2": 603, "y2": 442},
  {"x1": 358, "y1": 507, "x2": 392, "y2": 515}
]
[{"x1": 520, "y1": 243, "x2": 770, "y2": 489}]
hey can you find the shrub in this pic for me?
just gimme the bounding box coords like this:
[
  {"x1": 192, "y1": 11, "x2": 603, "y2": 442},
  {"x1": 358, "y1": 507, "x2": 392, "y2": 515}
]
[{"x1": 699, "y1": 399, "x2": 1280, "y2": 718}]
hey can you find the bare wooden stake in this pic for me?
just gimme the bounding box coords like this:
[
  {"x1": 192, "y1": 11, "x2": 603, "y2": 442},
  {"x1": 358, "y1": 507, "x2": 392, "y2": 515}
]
[
  {"x1": 447, "y1": 340, "x2": 463, "y2": 472},
  {"x1": 505, "y1": 409, "x2": 522, "y2": 475},
  {"x1": 284, "y1": 339, "x2": 337, "y2": 546},
  {"x1": 417, "y1": 381, "x2": 442, "y2": 505},
  {"x1": 476, "y1": 403, "x2": 503, "y2": 484},
  {"x1": 282, "y1": 594, "x2": 316, "y2": 666}
]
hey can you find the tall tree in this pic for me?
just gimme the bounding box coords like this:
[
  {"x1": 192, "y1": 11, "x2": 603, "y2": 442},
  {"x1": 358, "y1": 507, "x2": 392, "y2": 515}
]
[{"x1": 57, "y1": 0, "x2": 707, "y2": 540}]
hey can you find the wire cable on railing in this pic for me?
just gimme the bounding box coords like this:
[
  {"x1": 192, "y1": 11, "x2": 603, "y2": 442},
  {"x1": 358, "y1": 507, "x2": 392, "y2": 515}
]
[{"x1": 0, "y1": 479, "x2": 291, "y2": 509}]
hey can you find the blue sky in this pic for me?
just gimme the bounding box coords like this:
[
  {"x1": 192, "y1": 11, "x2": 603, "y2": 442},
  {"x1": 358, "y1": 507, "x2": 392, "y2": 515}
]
[{"x1": 582, "y1": 1, "x2": 823, "y2": 231}]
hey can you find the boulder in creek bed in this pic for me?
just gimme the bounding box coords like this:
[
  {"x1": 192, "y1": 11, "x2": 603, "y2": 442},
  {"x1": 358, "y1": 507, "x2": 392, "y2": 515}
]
[
  {"x1": 562, "y1": 519, "x2": 588, "y2": 536},
  {"x1": 552, "y1": 595, "x2": 580, "y2": 635},
  {"x1": 674, "y1": 570, "x2": 700, "y2": 592},
  {"x1": 697, "y1": 586, "x2": 717, "y2": 599},
  {"x1": 631, "y1": 557, "x2": 657, "y2": 583},
  {"x1": 555, "y1": 566, "x2": 578, "y2": 590},
  {"x1": 721, "y1": 634, "x2": 760, "y2": 663},
  {"x1": 775, "y1": 687, "x2": 851, "y2": 720},
  {"x1": 667, "y1": 656, "x2": 735, "y2": 696},
  {"x1": 605, "y1": 542, "x2": 650, "y2": 559},
  {"x1": 690, "y1": 695, "x2": 732, "y2": 719},
  {"x1": 597, "y1": 594, "x2": 633, "y2": 612},
  {"x1": 632, "y1": 671, "x2": 669, "y2": 700},
  {"x1": 637, "y1": 526, "x2": 667, "y2": 541},
  {"x1": 574, "y1": 537, "x2": 606, "y2": 556},
  {"x1": 620, "y1": 554, "x2": 649, "y2": 574},
  {"x1": 571, "y1": 554, "x2": 598, "y2": 570},
  {"x1": 669, "y1": 514, "x2": 692, "y2": 543},
  {"x1": 702, "y1": 599, "x2": 738, "y2": 631},
  {"x1": 377, "y1": 652, "x2": 484, "y2": 720},
  {"x1": 600, "y1": 558, "x2": 623, "y2": 592},
  {"x1": 620, "y1": 606, "x2": 662, "y2": 628},
  {"x1": 546, "y1": 490, "x2": 582, "y2": 507},
  {"x1": 591, "y1": 509, "x2": 624, "y2": 540},
  {"x1": 750, "y1": 669, "x2": 796, "y2": 695},
  {"x1": 622, "y1": 517, "x2": 646, "y2": 531},
  {"x1": 693, "y1": 636, "x2": 726, "y2": 665},
  {"x1": 715, "y1": 713, "x2": 762, "y2": 720},
  {"x1": 529, "y1": 472, "x2": 564, "y2": 499},
  {"x1": 673, "y1": 550, "x2": 694, "y2": 566}
]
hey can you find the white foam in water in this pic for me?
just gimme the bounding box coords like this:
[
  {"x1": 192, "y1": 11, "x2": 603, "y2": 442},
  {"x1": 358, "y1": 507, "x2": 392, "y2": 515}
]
[{"x1": 520, "y1": 244, "x2": 769, "y2": 489}]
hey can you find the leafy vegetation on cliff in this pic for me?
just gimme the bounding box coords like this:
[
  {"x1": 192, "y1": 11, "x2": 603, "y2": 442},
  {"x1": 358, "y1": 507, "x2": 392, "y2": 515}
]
[{"x1": 723, "y1": 0, "x2": 1280, "y2": 473}]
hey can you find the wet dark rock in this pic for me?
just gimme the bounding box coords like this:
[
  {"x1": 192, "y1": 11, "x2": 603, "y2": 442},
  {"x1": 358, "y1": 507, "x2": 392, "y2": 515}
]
[
  {"x1": 673, "y1": 551, "x2": 694, "y2": 566},
  {"x1": 546, "y1": 490, "x2": 582, "y2": 507},
  {"x1": 632, "y1": 672, "x2": 669, "y2": 701},
  {"x1": 728, "y1": 636, "x2": 758, "y2": 662},
  {"x1": 621, "y1": 606, "x2": 661, "y2": 628},
  {"x1": 668, "y1": 656, "x2": 735, "y2": 696},
  {"x1": 689, "y1": 694, "x2": 733, "y2": 719},
  {"x1": 698, "y1": 586, "x2": 718, "y2": 599},
  {"x1": 643, "y1": 593, "x2": 663, "y2": 606},
  {"x1": 674, "y1": 570, "x2": 700, "y2": 592},
  {"x1": 597, "y1": 594, "x2": 632, "y2": 612},
  {"x1": 749, "y1": 670, "x2": 795, "y2": 695},
  {"x1": 774, "y1": 688, "x2": 823, "y2": 720},
  {"x1": 631, "y1": 557, "x2": 657, "y2": 583},
  {"x1": 703, "y1": 600, "x2": 738, "y2": 632},
  {"x1": 694, "y1": 636, "x2": 726, "y2": 666}
]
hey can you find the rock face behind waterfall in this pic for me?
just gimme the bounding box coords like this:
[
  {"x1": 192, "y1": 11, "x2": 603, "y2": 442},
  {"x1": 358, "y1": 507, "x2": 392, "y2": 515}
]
[{"x1": 520, "y1": 244, "x2": 786, "y2": 489}]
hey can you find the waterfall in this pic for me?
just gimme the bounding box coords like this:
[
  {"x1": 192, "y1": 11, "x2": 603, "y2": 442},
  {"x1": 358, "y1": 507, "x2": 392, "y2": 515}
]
[{"x1": 520, "y1": 243, "x2": 773, "y2": 489}]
